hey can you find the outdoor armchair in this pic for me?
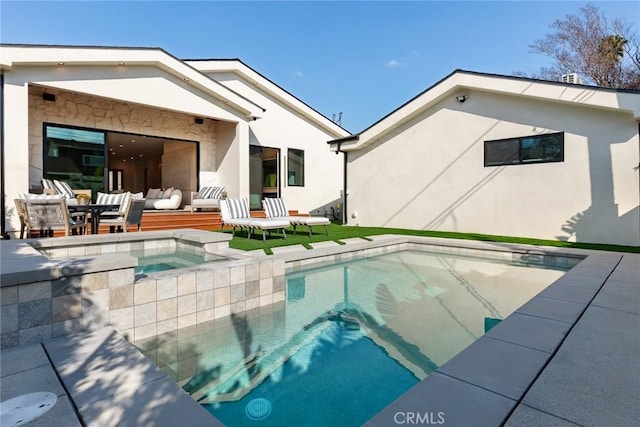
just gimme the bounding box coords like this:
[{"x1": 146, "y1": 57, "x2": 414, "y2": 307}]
[
  {"x1": 100, "y1": 198, "x2": 146, "y2": 233},
  {"x1": 14, "y1": 199, "x2": 31, "y2": 239},
  {"x1": 21, "y1": 198, "x2": 87, "y2": 237}
]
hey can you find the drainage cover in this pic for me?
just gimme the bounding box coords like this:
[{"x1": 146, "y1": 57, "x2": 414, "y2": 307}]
[
  {"x1": 245, "y1": 398, "x2": 272, "y2": 420},
  {"x1": 0, "y1": 392, "x2": 57, "y2": 427}
]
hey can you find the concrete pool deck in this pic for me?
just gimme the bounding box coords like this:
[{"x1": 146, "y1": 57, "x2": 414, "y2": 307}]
[{"x1": 0, "y1": 234, "x2": 638, "y2": 426}]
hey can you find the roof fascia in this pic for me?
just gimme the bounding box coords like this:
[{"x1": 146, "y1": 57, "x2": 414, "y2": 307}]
[
  {"x1": 349, "y1": 70, "x2": 640, "y2": 151},
  {"x1": 0, "y1": 44, "x2": 264, "y2": 120},
  {"x1": 187, "y1": 59, "x2": 350, "y2": 137}
]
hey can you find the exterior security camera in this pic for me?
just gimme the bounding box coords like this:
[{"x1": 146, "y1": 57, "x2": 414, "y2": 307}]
[{"x1": 456, "y1": 95, "x2": 467, "y2": 103}]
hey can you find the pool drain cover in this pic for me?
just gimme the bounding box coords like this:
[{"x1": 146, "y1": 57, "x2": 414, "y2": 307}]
[
  {"x1": 0, "y1": 392, "x2": 57, "y2": 427},
  {"x1": 245, "y1": 398, "x2": 271, "y2": 420}
]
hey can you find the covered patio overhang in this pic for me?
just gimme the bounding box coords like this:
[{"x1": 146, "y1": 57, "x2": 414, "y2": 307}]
[{"x1": 1, "y1": 44, "x2": 266, "y2": 237}]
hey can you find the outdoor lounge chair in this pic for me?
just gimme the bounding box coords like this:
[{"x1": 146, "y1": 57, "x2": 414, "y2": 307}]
[
  {"x1": 100, "y1": 198, "x2": 146, "y2": 232},
  {"x1": 220, "y1": 198, "x2": 290, "y2": 241},
  {"x1": 263, "y1": 198, "x2": 330, "y2": 236},
  {"x1": 21, "y1": 198, "x2": 87, "y2": 237}
]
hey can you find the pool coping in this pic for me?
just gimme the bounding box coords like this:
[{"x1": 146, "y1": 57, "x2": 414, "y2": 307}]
[{"x1": 2, "y1": 234, "x2": 637, "y2": 425}]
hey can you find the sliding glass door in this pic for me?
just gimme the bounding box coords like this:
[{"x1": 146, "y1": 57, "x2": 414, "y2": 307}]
[
  {"x1": 249, "y1": 145, "x2": 280, "y2": 210},
  {"x1": 44, "y1": 124, "x2": 106, "y2": 197}
]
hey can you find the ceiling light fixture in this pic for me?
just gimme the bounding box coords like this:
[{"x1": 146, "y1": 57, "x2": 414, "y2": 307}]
[
  {"x1": 57, "y1": 62, "x2": 65, "y2": 66},
  {"x1": 118, "y1": 62, "x2": 125, "y2": 66}
]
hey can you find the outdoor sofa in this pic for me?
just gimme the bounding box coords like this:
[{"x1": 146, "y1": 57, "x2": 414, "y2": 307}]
[{"x1": 190, "y1": 186, "x2": 226, "y2": 212}]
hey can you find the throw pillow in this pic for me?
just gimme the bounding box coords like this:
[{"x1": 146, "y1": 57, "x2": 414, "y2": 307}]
[
  {"x1": 198, "y1": 186, "x2": 225, "y2": 199},
  {"x1": 197, "y1": 186, "x2": 213, "y2": 199},
  {"x1": 41, "y1": 179, "x2": 57, "y2": 193},
  {"x1": 146, "y1": 188, "x2": 162, "y2": 199},
  {"x1": 53, "y1": 180, "x2": 76, "y2": 199},
  {"x1": 20, "y1": 193, "x2": 64, "y2": 200},
  {"x1": 163, "y1": 187, "x2": 174, "y2": 199},
  {"x1": 96, "y1": 192, "x2": 125, "y2": 205}
]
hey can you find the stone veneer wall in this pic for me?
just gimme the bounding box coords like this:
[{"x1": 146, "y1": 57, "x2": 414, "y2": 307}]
[
  {"x1": 110, "y1": 256, "x2": 286, "y2": 344},
  {"x1": 1, "y1": 253, "x2": 286, "y2": 349},
  {"x1": 27, "y1": 88, "x2": 218, "y2": 190}
]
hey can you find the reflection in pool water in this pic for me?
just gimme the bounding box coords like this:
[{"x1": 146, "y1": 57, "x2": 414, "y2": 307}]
[{"x1": 138, "y1": 249, "x2": 570, "y2": 426}]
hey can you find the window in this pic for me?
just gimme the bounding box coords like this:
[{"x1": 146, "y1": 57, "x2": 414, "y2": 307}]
[
  {"x1": 44, "y1": 124, "x2": 106, "y2": 195},
  {"x1": 287, "y1": 148, "x2": 305, "y2": 186},
  {"x1": 484, "y1": 132, "x2": 564, "y2": 167}
]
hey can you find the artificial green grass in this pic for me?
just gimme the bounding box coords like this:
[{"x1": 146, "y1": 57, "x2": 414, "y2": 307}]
[{"x1": 218, "y1": 222, "x2": 640, "y2": 254}]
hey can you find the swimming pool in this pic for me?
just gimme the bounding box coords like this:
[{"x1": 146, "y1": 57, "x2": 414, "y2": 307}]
[
  {"x1": 138, "y1": 249, "x2": 570, "y2": 426},
  {"x1": 131, "y1": 248, "x2": 228, "y2": 276}
]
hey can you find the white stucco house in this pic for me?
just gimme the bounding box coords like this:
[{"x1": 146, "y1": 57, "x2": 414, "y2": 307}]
[
  {"x1": 0, "y1": 44, "x2": 349, "y2": 237},
  {"x1": 329, "y1": 70, "x2": 640, "y2": 247}
]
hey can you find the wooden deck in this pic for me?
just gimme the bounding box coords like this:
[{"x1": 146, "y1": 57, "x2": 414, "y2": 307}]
[{"x1": 25, "y1": 209, "x2": 298, "y2": 238}]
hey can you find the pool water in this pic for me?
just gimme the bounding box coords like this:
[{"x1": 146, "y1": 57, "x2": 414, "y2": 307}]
[
  {"x1": 139, "y1": 250, "x2": 570, "y2": 426},
  {"x1": 130, "y1": 249, "x2": 227, "y2": 275}
]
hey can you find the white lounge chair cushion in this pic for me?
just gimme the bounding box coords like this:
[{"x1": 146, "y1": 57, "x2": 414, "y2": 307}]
[
  {"x1": 248, "y1": 218, "x2": 290, "y2": 230},
  {"x1": 192, "y1": 198, "x2": 221, "y2": 208},
  {"x1": 282, "y1": 216, "x2": 330, "y2": 226}
]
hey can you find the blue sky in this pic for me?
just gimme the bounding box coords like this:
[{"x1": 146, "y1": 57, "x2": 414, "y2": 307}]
[{"x1": 1, "y1": 1, "x2": 637, "y2": 132}]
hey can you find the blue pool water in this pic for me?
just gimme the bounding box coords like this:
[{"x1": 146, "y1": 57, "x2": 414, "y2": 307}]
[
  {"x1": 209, "y1": 324, "x2": 420, "y2": 426},
  {"x1": 129, "y1": 249, "x2": 227, "y2": 276},
  {"x1": 138, "y1": 250, "x2": 571, "y2": 426}
]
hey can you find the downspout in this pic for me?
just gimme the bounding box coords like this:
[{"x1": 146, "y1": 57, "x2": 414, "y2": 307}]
[
  {"x1": 329, "y1": 134, "x2": 358, "y2": 225},
  {"x1": 336, "y1": 141, "x2": 348, "y2": 225},
  {"x1": 0, "y1": 72, "x2": 7, "y2": 239}
]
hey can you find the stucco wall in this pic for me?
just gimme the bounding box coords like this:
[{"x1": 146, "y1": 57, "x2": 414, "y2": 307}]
[
  {"x1": 346, "y1": 90, "x2": 640, "y2": 246},
  {"x1": 207, "y1": 72, "x2": 344, "y2": 215}
]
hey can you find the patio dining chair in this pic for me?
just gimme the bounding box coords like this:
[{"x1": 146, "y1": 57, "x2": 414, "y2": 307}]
[
  {"x1": 220, "y1": 198, "x2": 290, "y2": 241},
  {"x1": 100, "y1": 198, "x2": 146, "y2": 233},
  {"x1": 22, "y1": 198, "x2": 87, "y2": 237},
  {"x1": 14, "y1": 199, "x2": 31, "y2": 239},
  {"x1": 262, "y1": 198, "x2": 330, "y2": 236}
]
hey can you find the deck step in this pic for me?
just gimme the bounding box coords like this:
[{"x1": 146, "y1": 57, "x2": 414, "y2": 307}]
[{"x1": 24, "y1": 209, "x2": 303, "y2": 237}]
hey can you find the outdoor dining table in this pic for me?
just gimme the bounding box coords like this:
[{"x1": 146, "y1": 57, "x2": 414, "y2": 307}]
[{"x1": 68, "y1": 204, "x2": 120, "y2": 234}]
